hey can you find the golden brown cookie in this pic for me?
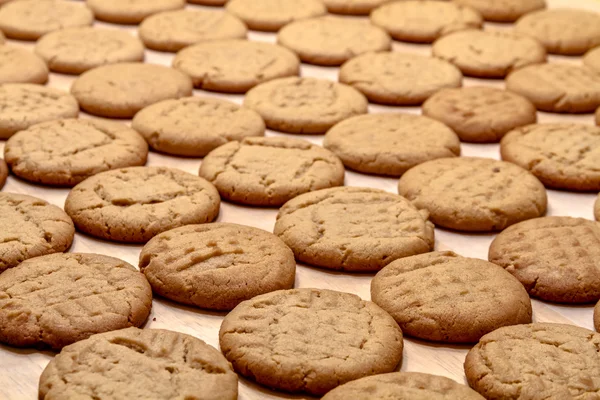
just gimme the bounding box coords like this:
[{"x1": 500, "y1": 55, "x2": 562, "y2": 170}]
[
  {"x1": 226, "y1": 0, "x2": 326, "y2": 32},
  {"x1": 597, "y1": 107, "x2": 600, "y2": 126},
  {"x1": 323, "y1": 113, "x2": 461, "y2": 176},
  {"x1": 398, "y1": 157, "x2": 547, "y2": 232},
  {"x1": 0, "y1": 45, "x2": 48, "y2": 84},
  {"x1": 86, "y1": 0, "x2": 185, "y2": 25},
  {"x1": 324, "y1": 0, "x2": 389, "y2": 15},
  {"x1": 199, "y1": 137, "x2": 345, "y2": 206},
  {"x1": 0, "y1": 253, "x2": 152, "y2": 349},
  {"x1": 0, "y1": 193, "x2": 74, "y2": 273},
  {"x1": 501, "y1": 123, "x2": 600, "y2": 191},
  {"x1": 139, "y1": 223, "x2": 296, "y2": 310},
  {"x1": 0, "y1": 158, "x2": 7, "y2": 190},
  {"x1": 219, "y1": 288, "x2": 403, "y2": 395},
  {"x1": 584, "y1": 46, "x2": 600, "y2": 74},
  {"x1": 489, "y1": 216, "x2": 600, "y2": 303},
  {"x1": 595, "y1": 302, "x2": 600, "y2": 332},
  {"x1": 454, "y1": 0, "x2": 545, "y2": 22},
  {"x1": 465, "y1": 323, "x2": 600, "y2": 399},
  {"x1": 65, "y1": 167, "x2": 220, "y2": 243},
  {"x1": 595, "y1": 193, "x2": 600, "y2": 221},
  {"x1": 39, "y1": 328, "x2": 238, "y2": 400},
  {"x1": 274, "y1": 187, "x2": 435, "y2": 271},
  {"x1": 371, "y1": 251, "x2": 532, "y2": 343}
]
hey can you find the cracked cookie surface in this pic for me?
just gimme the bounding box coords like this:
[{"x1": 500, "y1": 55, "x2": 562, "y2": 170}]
[
  {"x1": 0, "y1": 193, "x2": 74, "y2": 273},
  {"x1": 464, "y1": 323, "x2": 600, "y2": 399},
  {"x1": 132, "y1": 97, "x2": 265, "y2": 157},
  {"x1": 454, "y1": 0, "x2": 545, "y2": 22},
  {"x1": 140, "y1": 223, "x2": 296, "y2": 310},
  {"x1": 398, "y1": 157, "x2": 547, "y2": 232},
  {"x1": 274, "y1": 187, "x2": 434, "y2": 271},
  {"x1": 489, "y1": 216, "x2": 600, "y2": 303},
  {"x1": 65, "y1": 166, "x2": 220, "y2": 243},
  {"x1": 501, "y1": 123, "x2": 600, "y2": 191},
  {"x1": 5, "y1": 118, "x2": 148, "y2": 187},
  {"x1": 323, "y1": 113, "x2": 460, "y2": 176},
  {"x1": 0, "y1": 45, "x2": 48, "y2": 84},
  {"x1": 86, "y1": 0, "x2": 185, "y2": 25},
  {"x1": 199, "y1": 137, "x2": 344, "y2": 206},
  {"x1": 39, "y1": 327, "x2": 237, "y2": 400},
  {"x1": 226, "y1": 0, "x2": 326, "y2": 32},
  {"x1": 0, "y1": 253, "x2": 152, "y2": 349},
  {"x1": 219, "y1": 288, "x2": 403, "y2": 395},
  {"x1": 371, "y1": 251, "x2": 532, "y2": 343}
]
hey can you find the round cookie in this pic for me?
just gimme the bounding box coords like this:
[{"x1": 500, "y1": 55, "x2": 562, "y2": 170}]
[
  {"x1": 453, "y1": 0, "x2": 545, "y2": 22},
  {"x1": 71, "y1": 63, "x2": 193, "y2": 118},
  {"x1": 501, "y1": 123, "x2": 600, "y2": 191},
  {"x1": 0, "y1": 46, "x2": 48, "y2": 84},
  {"x1": 432, "y1": 30, "x2": 546, "y2": 78},
  {"x1": 370, "y1": 1, "x2": 483, "y2": 43},
  {"x1": 584, "y1": 47, "x2": 600, "y2": 74},
  {"x1": 0, "y1": 158, "x2": 7, "y2": 189},
  {"x1": 199, "y1": 137, "x2": 345, "y2": 206},
  {"x1": 0, "y1": 0, "x2": 93, "y2": 41},
  {"x1": 465, "y1": 323, "x2": 600, "y2": 399},
  {"x1": 219, "y1": 288, "x2": 404, "y2": 395},
  {"x1": 422, "y1": 87, "x2": 537, "y2": 143},
  {"x1": 34, "y1": 28, "x2": 145, "y2": 75},
  {"x1": 515, "y1": 9, "x2": 600, "y2": 55},
  {"x1": 65, "y1": 167, "x2": 220, "y2": 243},
  {"x1": 398, "y1": 157, "x2": 547, "y2": 232},
  {"x1": 86, "y1": 0, "x2": 185, "y2": 25},
  {"x1": 39, "y1": 328, "x2": 238, "y2": 400},
  {"x1": 322, "y1": 372, "x2": 485, "y2": 400},
  {"x1": 323, "y1": 113, "x2": 461, "y2": 176},
  {"x1": 226, "y1": 0, "x2": 326, "y2": 32},
  {"x1": 172, "y1": 40, "x2": 300, "y2": 93},
  {"x1": 0, "y1": 253, "x2": 151, "y2": 349},
  {"x1": 139, "y1": 9, "x2": 247, "y2": 53},
  {"x1": 371, "y1": 251, "x2": 532, "y2": 343},
  {"x1": 0, "y1": 193, "x2": 74, "y2": 273},
  {"x1": 277, "y1": 16, "x2": 391, "y2": 66},
  {"x1": 506, "y1": 63, "x2": 600, "y2": 113},
  {"x1": 489, "y1": 216, "x2": 600, "y2": 303},
  {"x1": 323, "y1": 0, "x2": 390, "y2": 15},
  {"x1": 132, "y1": 97, "x2": 265, "y2": 157},
  {"x1": 273, "y1": 187, "x2": 435, "y2": 271},
  {"x1": 4, "y1": 119, "x2": 149, "y2": 187},
  {"x1": 339, "y1": 52, "x2": 462, "y2": 105},
  {"x1": 244, "y1": 77, "x2": 368, "y2": 134},
  {"x1": 139, "y1": 223, "x2": 296, "y2": 310}
]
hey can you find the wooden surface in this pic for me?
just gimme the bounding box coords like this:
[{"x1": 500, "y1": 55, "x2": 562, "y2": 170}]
[{"x1": 1, "y1": 0, "x2": 600, "y2": 399}]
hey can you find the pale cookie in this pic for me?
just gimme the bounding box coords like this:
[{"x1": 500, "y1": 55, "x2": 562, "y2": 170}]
[
  {"x1": 86, "y1": 0, "x2": 185, "y2": 25},
  {"x1": 489, "y1": 216, "x2": 600, "y2": 303},
  {"x1": 322, "y1": 372, "x2": 485, "y2": 400},
  {"x1": 515, "y1": 9, "x2": 600, "y2": 55},
  {"x1": 226, "y1": 0, "x2": 326, "y2": 32},
  {"x1": 139, "y1": 223, "x2": 296, "y2": 310},
  {"x1": 501, "y1": 123, "x2": 600, "y2": 191},
  {"x1": 139, "y1": 9, "x2": 247, "y2": 53},
  {"x1": 323, "y1": 113, "x2": 461, "y2": 176},
  {"x1": 454, "y1": 0, "x2": 545, "y2": 22},
  {"x1": 173, "y1": 40, "x2": 300, "y2": 93},
  {"x1": 199, "y1": 137, "x2": 345, "y2": 206},
  {"x1": 244, "y1": 77, "x2": 368, "y2": 134},
  {"x1": 5, "y1": 119, "x2": 149, "y2": 187},
  {"x1": 371, "y1": 1, "x2": 483, "y2": 43},
  {"x1": 584, "y1": 47, "x2": 600, "y2": 75},
  {"x1": 506, "y1": 63, "x2": 600, "y2": 113},
  {"x1": 0, "y1": 193, "x2": 74, "y2": 273},
  {"x1": 0, "y1": 253, "x2": 151, "y2": 349},
  {"x1": 132, "y1": 97, "x2": 265, "y2": 157},
  {"x1": 274, "y1": 187, "x2": 435, "y2": 271},
  {"x1": 465, "y1": 323, "x2": 600, "y2": 399},
  {"x1": 0, "y1": 46, "x2": 48, "y2": 84},
  {"x1": 324, "y1": 0, "x2": 390, "y2": 15},
  {"x1": 219, "y1": 288, "x2": 403, "y2": 395},
  {"x1": 65, "y1": 167, "x2": 220, "y2": 243},
  {"x1": 39, "y1": 328, "x2": 238, "y2": 400},
  {"x1": 35, "y1": 28, "x2": 145, "y2": 75},
  {"x1": 398, "y1": 157, "x2": 547, "y2": 232},
  {"x1": 371, "y1": 251, "x2": 532, "y2": 343},
  {"x1": 339, "y1": 52, "x2": 462, "y2": 105},
  {"x1": 0, "y1": 0, "x2": 93, "y2": 41},
  {"x1": 71, "y1": 63, "x2": 193, "y2": 118},
  {"x1": 433, "y1": 30, "x2": 547, "y2": 78},
  {"x1": 0, "y1": 84, "x2": 79, "y2": 139},
  {"x1": 422, "y1": 87, "x2": 537, "y2": 143},
  {"x1": 0, "y1": 158, "x2": 7, "y2": 189},
  {"x1": 277, "y1": 16, "x2": 391, "y2": 66}
]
